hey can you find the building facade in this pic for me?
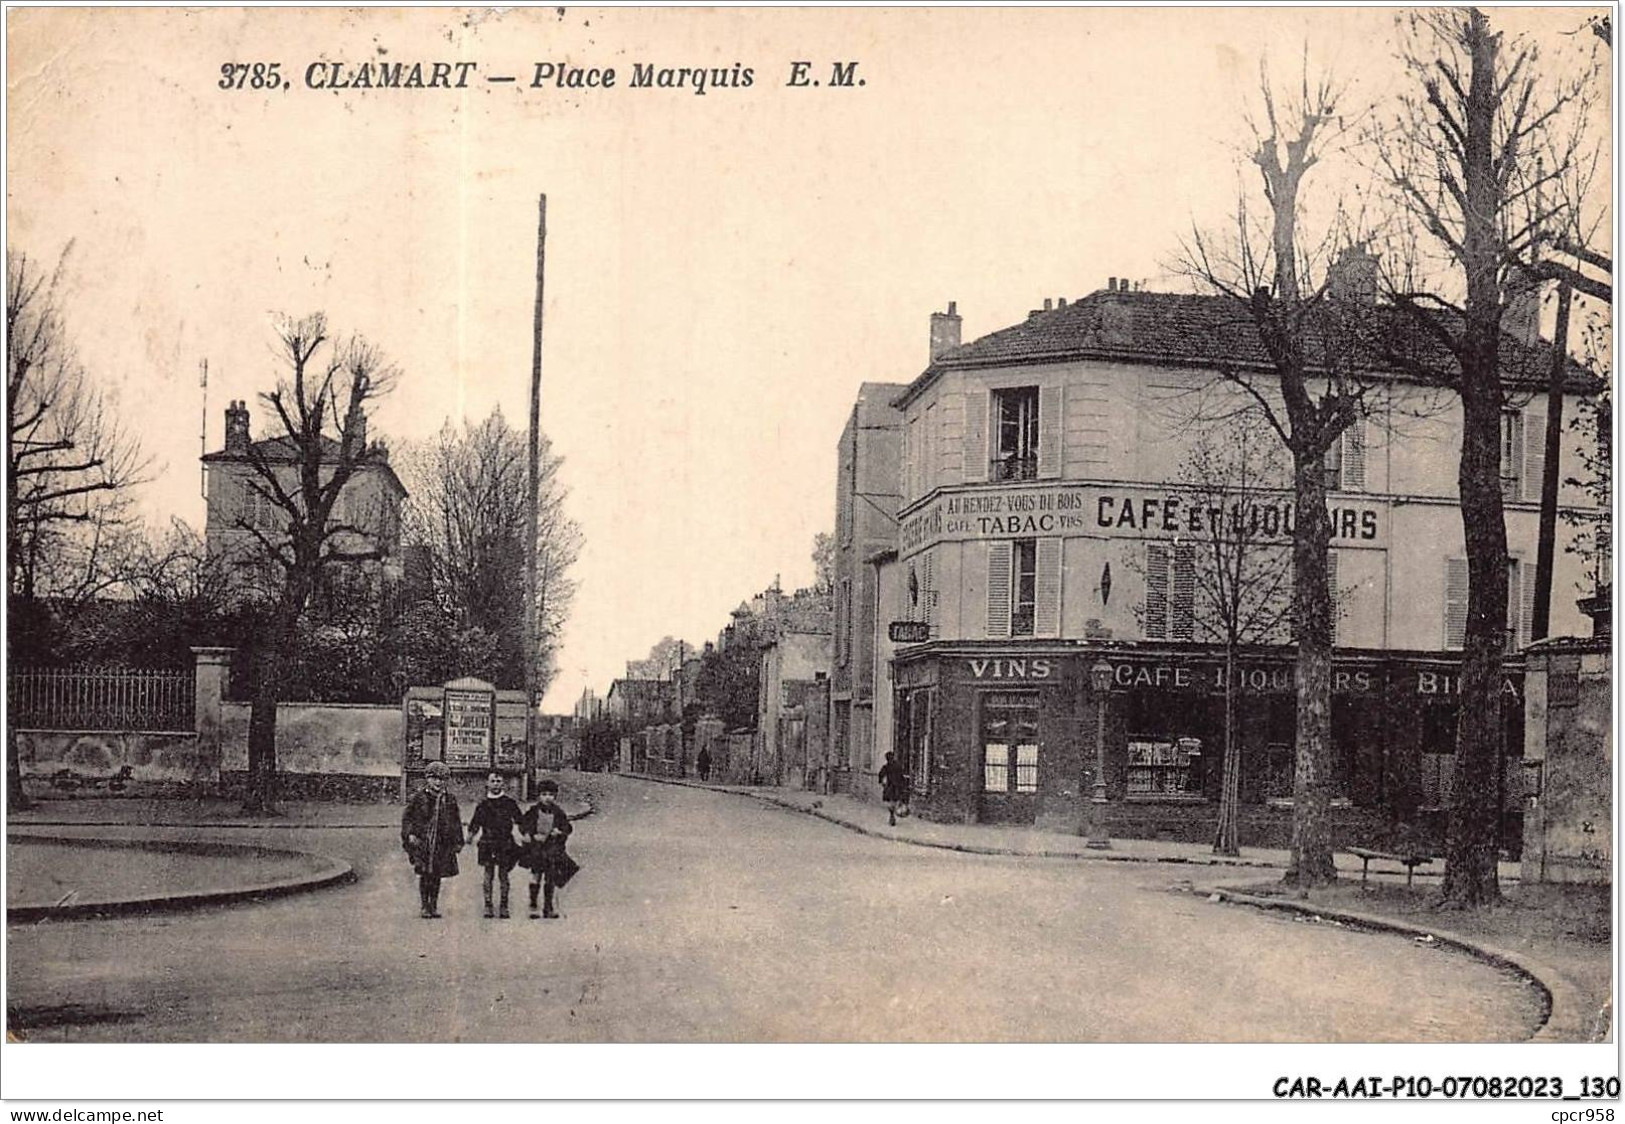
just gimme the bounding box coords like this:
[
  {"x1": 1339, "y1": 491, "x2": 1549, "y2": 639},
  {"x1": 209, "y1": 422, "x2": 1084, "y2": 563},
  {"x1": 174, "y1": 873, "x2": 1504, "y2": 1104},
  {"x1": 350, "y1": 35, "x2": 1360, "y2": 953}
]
[
  {"x1": 202, "y1": 400, "x2": 407, "y2": 598},
  {"x1": 868, "y1": 277, "x2": 1602, "y2": 848},
  {"x1": 829, "y1": 378, "x2": 911, "y2": 794}
]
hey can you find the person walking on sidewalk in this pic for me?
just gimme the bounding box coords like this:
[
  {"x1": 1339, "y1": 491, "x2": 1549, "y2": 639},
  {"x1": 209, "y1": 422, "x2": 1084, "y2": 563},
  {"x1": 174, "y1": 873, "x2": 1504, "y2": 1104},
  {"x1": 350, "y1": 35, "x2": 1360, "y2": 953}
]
[
  {"x1": 467, "y1": 772, "x2": 524, "y2": 918},
  {"x1": 401, "y1": 761, "x2": 463, "y2": 919},
  {"x1": 879, "y1": 752, "x2": 909, "y2": 826},
  {"x1": 696, "y1": 747, "x2": 712, "y2": 782},
  {"x1": 520, "y1": 778, "x2": 579, "y2": 919}
]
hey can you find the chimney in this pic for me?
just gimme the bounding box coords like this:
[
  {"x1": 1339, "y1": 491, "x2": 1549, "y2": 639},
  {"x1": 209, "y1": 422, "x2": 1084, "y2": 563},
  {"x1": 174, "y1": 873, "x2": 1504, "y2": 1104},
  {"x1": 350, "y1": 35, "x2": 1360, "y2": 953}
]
[
  {"x1": 1502, "y1": 267, "x2": 1542, "y2": 345},
  {"x1": 1108, "y1": 276, "x2": 1118, "y2": 292},
  {"x1": 929, "y1": 301, "x2": 962, "y2": 361},
  {"x1": 224, "y1": 400, "x2": 250, "y2": 453},
  {"x1": 1327, "y1": 245, "x2": 1380, "y2": 304},
  {"x1": 1057, "y1": 297, "x2": 1067, "y2": 308},
  {"x1": 1043, "y1": 298, "x2": 1053, "y2": 312}
]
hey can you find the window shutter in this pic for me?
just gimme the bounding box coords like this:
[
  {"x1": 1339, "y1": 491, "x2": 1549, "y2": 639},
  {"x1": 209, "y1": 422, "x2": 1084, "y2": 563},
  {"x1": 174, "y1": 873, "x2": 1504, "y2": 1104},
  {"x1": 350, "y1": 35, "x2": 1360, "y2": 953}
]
[
  {"x1": 1327, "y1": 549, "x2": 1341, "y2": 646},
  {"x1": 1145, "y1": 543, "x2": 1169, "y2": 640},
  {"x1": 1038, "y1": 385, "x2": 1063, "y2": 479},
  {"x1": 1343, "y1": 421, "x2": 1366, "y2": 491},
  {"x1": 964, "y1": 391, "x2": 989, "y2": 483},
  {"x1": 1171, "y1": 542, "x2": 1195, "y2": 641},
  {"x1": 1034, "y1": 538, "x2": 1062, "y2": 637},
  {"x1": 986, "y1": 541, "x2": 1013, "y2": 639},
  {"x1": 1444, "y1": 557, "x2": 1469, "y2": 649},
  {"x1": 1505, "y1": 558, "x2": 1532, "y2": 651},
  {"x1": 922, "y1": 550, "x2": 938, "y2": 636},
  {"x1": 1523, "y1": 408, "x2": 1546, "y2": 504},
  {"x1": 900, "y1": 417, "x2": 915, "y2": 503},
  {"x1": 1502, "y1": 411, "x2": 1524, "y2": 500}
]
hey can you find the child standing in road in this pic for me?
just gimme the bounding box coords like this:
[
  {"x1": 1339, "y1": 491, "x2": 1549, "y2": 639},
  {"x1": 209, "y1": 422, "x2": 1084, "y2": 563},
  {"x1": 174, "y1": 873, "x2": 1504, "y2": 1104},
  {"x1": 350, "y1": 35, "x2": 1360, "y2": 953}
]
[
  {"x1": 401, "y1": 761, "x2": 463, "y2": 919},
  {"x1": 520, "y1": 778, "x2": 579, "y2": 919},
  {"x1": 467, "y1": 772, "x2": 524, "y2": 918}
]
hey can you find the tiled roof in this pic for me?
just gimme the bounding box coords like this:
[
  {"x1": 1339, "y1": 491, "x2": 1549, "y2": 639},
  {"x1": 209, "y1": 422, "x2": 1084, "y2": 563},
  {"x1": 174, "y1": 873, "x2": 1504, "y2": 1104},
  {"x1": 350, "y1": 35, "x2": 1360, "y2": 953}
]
[
  {"x1": 203, "y1": 436, "x2": 407, "y2": 496},
  {"x1": 899, "y1": 288, "x2": 1595, "y2": 406}
]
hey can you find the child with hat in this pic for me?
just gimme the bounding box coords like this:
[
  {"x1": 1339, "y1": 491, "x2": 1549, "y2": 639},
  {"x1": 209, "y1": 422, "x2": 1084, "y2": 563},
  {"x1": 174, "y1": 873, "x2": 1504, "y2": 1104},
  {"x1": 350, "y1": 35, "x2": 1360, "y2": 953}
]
[
  {"x1": 400, "y1": 761, "x2": 463, "y2": 919},
  {"x1": 520, "y1": 778, "x2": 579, "y2": 919}
]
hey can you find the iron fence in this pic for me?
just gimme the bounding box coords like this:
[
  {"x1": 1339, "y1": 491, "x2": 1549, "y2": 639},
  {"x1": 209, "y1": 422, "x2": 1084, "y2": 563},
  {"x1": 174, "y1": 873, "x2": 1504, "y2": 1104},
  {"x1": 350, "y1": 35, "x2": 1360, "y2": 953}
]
[{"x1": 8, "y1": 665, "x2": 195, "y2": 731}]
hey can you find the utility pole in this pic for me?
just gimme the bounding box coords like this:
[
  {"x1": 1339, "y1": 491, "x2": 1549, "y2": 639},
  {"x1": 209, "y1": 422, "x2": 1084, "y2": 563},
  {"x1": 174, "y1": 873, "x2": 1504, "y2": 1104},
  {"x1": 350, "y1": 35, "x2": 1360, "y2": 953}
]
[
  {"x1": 525, "y1": 194, "x2": 547, "y2": 798},
  {"x1": 1532, "y1": 282, "x2": 1572, "y2": 641}
]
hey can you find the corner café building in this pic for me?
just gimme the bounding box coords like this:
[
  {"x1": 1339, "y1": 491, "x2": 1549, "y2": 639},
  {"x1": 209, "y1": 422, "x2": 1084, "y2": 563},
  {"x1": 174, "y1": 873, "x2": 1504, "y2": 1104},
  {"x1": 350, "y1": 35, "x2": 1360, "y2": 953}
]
[{"x1": 891, "y1": 642, "x2": 1526, "y2": 851}]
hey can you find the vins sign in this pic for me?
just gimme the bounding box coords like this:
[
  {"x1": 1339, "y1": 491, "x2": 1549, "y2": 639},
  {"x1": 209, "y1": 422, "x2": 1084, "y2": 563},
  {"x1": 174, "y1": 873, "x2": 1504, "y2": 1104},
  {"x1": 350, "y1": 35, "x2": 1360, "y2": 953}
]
[{"x1": 889, "y1": 621, "x2": 931, "y2": 643}]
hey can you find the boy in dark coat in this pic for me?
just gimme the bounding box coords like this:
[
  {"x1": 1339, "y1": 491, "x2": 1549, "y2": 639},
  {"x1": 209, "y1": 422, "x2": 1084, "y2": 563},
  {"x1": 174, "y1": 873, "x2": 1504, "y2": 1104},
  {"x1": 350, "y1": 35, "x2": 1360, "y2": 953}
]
[
  {"x1": 467, "y1": 772, "x2": 524, "y2": 918},
  {"x1": 520, "y1": 778, "x2": 577, "y2": 919},
  {"x1": 401, "y1": 761, "x2": 463, "y2": 919}
]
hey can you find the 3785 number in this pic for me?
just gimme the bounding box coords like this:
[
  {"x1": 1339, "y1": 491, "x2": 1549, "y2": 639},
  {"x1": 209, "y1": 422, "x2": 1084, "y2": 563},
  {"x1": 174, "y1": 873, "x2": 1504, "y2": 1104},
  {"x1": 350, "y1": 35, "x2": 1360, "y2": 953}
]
[{"x1": 218, "y1": 63, "x2": 283, "y2": 90}]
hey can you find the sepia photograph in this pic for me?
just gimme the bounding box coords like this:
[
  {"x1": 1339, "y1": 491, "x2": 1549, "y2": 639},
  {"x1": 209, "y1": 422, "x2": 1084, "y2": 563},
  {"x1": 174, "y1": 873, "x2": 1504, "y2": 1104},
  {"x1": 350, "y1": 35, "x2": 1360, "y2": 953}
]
[{"x1": 2, "y1": 2, "x2": 1616, "y2": 1108}]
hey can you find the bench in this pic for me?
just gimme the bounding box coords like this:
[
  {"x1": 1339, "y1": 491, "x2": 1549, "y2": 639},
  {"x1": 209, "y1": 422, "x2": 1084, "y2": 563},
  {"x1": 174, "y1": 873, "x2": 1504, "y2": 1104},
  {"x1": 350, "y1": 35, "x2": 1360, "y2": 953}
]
[{"x1": 1346, "y1": 846, "x2": 1434, "y2": 887}]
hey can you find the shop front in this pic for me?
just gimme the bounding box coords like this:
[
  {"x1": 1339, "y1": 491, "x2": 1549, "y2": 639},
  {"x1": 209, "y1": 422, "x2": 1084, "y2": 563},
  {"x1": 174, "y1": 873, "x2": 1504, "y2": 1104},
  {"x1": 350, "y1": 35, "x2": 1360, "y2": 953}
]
[{"x1": 891, "y1": 644, "x2": 1525, "y2": 851}]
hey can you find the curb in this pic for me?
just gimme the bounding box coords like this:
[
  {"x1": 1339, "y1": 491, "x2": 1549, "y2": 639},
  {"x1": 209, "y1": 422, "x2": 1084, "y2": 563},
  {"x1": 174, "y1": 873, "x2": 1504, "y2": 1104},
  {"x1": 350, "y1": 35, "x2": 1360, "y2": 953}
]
[
  {"x1": 623, "y1": 772, "x2": 1284, "y2": 868},
  {"x1": 1199, "y1": 884, "x2": 1593, "y2": 1043},
  {"x1": 6, "y1": 833, "x2": 356, "y2": 923},
  {"x1": 7, "y1": 796, "x2": 597, "y2": 834}
]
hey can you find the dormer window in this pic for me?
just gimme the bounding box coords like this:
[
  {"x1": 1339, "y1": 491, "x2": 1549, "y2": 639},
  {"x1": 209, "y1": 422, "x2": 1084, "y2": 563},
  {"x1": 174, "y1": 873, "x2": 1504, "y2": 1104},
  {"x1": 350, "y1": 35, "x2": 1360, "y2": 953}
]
[{"x1": 992, "y1": 387, "x2": 1039, "y2": 481}]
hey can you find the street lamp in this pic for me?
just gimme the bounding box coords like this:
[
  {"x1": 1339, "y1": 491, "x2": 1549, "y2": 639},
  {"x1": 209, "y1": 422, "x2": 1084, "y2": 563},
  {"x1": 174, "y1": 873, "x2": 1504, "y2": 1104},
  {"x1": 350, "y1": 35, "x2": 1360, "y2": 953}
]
[{"x1": 1084, "y1": 659, "x2": 1114, "y2": 849}]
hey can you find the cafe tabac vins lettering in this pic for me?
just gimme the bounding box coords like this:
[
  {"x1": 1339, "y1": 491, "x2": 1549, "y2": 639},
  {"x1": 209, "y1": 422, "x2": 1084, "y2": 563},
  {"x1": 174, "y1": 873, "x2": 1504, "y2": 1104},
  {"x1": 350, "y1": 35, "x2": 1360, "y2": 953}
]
[{"x1": 899, "y1": 483, "x2": 1383, "y2": 556}]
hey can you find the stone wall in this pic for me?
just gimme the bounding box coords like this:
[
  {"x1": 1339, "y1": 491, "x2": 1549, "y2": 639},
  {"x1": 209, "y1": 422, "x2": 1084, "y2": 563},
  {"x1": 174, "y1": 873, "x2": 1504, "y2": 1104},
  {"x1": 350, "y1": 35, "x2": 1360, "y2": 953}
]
[
  {"x1": 218, "y1": 700, "x2": 402, "y2": 800},
  {"x1": 1522, "y1": 639, "x2": 1612, "y2": 884},
  {"x1": 15, "y1": 729, "x2": 215, "y2": 796}
]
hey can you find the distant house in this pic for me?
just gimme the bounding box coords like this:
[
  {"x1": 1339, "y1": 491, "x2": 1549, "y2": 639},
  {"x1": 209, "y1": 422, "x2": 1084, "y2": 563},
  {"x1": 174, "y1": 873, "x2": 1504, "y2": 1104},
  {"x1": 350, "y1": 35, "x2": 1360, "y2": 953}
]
[
  {"x1": 606, "y1": 677, "x2": 672, "y2": 729},
  {"x1": 201, "y1": 399, "x2": 407, "y2": 600}
]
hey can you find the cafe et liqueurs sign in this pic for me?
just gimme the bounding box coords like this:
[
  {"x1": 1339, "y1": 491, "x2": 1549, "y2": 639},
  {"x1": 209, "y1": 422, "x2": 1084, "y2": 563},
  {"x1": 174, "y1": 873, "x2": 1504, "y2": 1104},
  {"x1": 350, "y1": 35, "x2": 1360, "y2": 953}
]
[{"x1": 899, "y1": 484, "x2": 1384, "y2": 556}]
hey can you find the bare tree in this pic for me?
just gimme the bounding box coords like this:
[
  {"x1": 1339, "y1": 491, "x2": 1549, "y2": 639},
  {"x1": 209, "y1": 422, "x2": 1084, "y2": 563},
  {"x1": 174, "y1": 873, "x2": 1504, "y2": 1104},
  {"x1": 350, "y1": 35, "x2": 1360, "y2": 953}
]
[
  {"x1": 1376, "y1": 7, "x2": 1600, "y2": 905},
  {"x1": 6, "y1": 246, "x2": 148, "y2": 811},
  {"x1": 234, "y1": 313, "x2": 398, "y2": 813},
  {"x1": 6, "y1": 248, "x2": 147, "y2": 604},
  {"x1": 811, "y1": 531, "x2": 835, "y2": 595},
  {"x1": 1177, "y1": 411, "x2": 1295, "y2": 856},
  {"x1": 398, "y1": 409, "x2": 581, "y2": 697},
  {"x1": 1179, "y1": 58, "x2": 1378, "y2": 886}
]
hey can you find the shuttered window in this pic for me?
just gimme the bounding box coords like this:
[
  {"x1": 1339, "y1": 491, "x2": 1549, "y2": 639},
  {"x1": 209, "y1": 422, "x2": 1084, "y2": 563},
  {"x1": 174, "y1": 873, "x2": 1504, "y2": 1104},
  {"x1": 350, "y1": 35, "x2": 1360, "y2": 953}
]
[
  {"x1": 1324, "y1": 420, "x2": 1367, "y2": 492},
  {"x1": 1012, "y1": 540, "x2": 1037, "y2": 637},
  {"x1": 1145, "y1": 542, "x2": 1195, "y2": 641},
  {"x1": 1443, "y1": 557, "x2": 1530, "y2": 650}
]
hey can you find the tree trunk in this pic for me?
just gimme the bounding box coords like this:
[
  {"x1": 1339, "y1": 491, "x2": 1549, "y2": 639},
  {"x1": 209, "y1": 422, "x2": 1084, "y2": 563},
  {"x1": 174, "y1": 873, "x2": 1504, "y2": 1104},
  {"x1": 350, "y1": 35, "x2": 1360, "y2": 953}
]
[
  {"x1": 7, "y1": 727, "x2": 32, "y2": 812},
  {"x1": 243, "y1": 598, "x2": 300, "y2": 815},
  {"x1": 1286, "y1": 457, "x2": 1337, "y2": 886},
  {"x1": 1213, "y1": 645, "x2": 1240, "y2": 856},
  {"x1": 1440, "y1": 8, "x2": 1507, "y2": 908}
]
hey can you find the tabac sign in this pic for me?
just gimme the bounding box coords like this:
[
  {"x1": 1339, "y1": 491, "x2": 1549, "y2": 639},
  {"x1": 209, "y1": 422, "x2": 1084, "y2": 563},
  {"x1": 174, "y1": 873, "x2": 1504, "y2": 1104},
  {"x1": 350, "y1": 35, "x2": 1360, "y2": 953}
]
[{"x1": 899, "y1": 483, "x2": 1385, "y2": 558}]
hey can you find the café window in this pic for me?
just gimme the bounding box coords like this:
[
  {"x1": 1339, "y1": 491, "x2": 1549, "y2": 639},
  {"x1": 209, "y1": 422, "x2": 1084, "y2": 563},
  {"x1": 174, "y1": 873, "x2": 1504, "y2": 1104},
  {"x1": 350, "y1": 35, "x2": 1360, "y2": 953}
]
[
  {"x1": 1127, "y1": 737, "x2": 1203, "y2": 796},
  {"x1": 992, "y1": 386, "x2": 1039, "y2": 481},
  {"x1": 981, "y1": 692, "x2": 1039, "y2": 794}
]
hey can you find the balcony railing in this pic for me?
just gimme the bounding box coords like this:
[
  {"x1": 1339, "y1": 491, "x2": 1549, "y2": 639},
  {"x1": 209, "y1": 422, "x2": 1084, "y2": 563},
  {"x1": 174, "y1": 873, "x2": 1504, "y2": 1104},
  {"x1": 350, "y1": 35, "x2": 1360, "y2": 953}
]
[{"x1": 990, "y1": 454, "x2": 1039, "y2": 482}]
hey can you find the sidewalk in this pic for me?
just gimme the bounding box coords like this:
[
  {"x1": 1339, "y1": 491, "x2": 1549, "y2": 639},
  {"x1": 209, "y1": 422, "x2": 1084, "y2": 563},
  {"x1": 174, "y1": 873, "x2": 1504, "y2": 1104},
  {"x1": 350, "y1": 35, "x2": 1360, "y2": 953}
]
[{"x1": 636, "y1": 773, "x2": 1520, "y2": 881}]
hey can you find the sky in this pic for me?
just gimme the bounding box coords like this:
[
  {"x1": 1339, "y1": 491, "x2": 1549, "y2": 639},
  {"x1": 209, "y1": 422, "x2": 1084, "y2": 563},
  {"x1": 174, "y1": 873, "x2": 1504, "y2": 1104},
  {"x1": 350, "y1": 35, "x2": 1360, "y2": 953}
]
[{"x1": 6, "y1": 5, "x2": 1609, "y2": 711}]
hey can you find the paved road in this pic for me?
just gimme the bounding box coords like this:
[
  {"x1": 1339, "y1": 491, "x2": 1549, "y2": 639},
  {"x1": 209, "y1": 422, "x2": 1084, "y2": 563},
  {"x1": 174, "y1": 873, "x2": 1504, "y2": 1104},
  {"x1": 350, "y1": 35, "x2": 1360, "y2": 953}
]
[{"x1": 6, "y1": 776, "x2": 1544, "y2": 1042}]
